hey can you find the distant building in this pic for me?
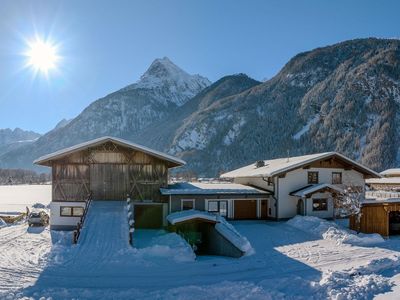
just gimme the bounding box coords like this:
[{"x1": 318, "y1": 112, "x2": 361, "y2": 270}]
[{"x1": 366, "y1": 168, "x2": 400, "y2": 191}]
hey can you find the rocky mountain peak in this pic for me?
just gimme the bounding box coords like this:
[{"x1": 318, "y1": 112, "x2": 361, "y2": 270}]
[{"x1": 123, "y1": 57, "x2": 211, "y2": 106}]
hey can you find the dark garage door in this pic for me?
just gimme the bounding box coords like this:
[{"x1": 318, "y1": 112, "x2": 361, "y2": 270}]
[
  {"x1": 134, "y1": 204, "x2": 163, "y2": 229},
  {"x1": 234, "y1": 200, "x2": 257, "y2": 219}
]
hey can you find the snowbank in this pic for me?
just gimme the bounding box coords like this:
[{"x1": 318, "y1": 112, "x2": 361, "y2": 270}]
[
  {"x1": 0, "y1": 217, "x2": 7, "y2": 228},
  {"x1": 319, "y1": 270, "x2": 393, "y2": 300},
  {"x1": 318, "y1": 256, "x2": 400, "y2": 299},
  {"x1": 287, "y1": 215, "x2": 384, "y2": 246},
  {"x1": 134, "y1": 232, "x2": 195, "y2": 262},
  {"x1": 215, "y1": 216, "x2": 254, "y2": 255},
  {"x1": 166, "y1": 210, "x2": 217, "y2": 225}
]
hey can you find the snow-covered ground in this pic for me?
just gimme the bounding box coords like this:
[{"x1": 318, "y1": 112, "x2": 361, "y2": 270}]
[
  {"x1": 1, "y1": 214, "x2": 400, "y2": 299},
  {"x1": 0, "y1": 185, "x2": 51, "y2": 215}
]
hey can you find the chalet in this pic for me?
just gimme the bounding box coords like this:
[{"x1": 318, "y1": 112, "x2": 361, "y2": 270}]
[{"x1": 220, "y1": 152, "x2": 381, "y2": 220}]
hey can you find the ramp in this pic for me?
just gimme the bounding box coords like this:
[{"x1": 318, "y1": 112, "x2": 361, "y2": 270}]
[{"x1": 78, "y1": 201, "x2": 129, "y2": 250}]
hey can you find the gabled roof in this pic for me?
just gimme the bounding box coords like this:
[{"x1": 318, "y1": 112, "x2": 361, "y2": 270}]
[
  {"x1": 160, "y1": 182, "x2": 270, "y2": 195},
  {"x1": 220, "y1": 152, "x2": 381, "y2": 179},
  {"x1": 380, "y1": 168, "x2": 400, "y2": 177},
  {"x1": 34, "y1": 136, "x2": 186, "y2": 168},
  {"x1": 290, "y1": 183, "x2": 344, "y2": 197},
  {"x1": 366, "y1": 177, "x2": 400, "y2": 185},
  {"x1": 166, "y1": 210, "x2": 218, "y2": 225}
]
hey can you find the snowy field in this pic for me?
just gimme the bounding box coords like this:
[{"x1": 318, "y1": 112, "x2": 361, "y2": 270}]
[
  {"x1": 0, "y1": 185, "x2": 51, "y2": 215},
  {"x1": 1, "y1": 216, "x2": 400, "y2": 299}
]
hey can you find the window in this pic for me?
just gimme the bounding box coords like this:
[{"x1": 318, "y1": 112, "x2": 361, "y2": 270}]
[
  {"x1": 181, "y1": 199, "x2": 195, "y2": 211},
  {"x1": 207, "y1": 200, "x2": 228, "y2": 217},
  {"x1": 308, "y1": 171, "x2": 319, "y2": 184},
  {"x1": 73, "y1": 207, "x2": 84, "y2": 216},
  {"x1": 332, "y1": 172, "x2": 342, "y2": 184},
  {"x1": 60, "y1": 206, "x2": 72, "y2": 216},
  {"x1": 208, "y1": 201, "x2": 219, "y2": 212},
  {"x1": 219, "y1": 201, "x2": 228, "y2": 217},
  {"x1": 312, "y1": 199, "x2": 328, "y2": 211},
  {"x1": 60, "y1": 206, "x2": 84, "y2": 217}
]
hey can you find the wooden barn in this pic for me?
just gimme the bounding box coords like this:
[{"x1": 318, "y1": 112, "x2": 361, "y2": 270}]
[{"x1": 34, "y1": 136, "x2": 185, "y2": 230}]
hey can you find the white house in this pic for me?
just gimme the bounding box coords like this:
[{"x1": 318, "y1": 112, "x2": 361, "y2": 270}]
[{"x1": 221, "y1": 152, "x2": 381, "y2": 220}]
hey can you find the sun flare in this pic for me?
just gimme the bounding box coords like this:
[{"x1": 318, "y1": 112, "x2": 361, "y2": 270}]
[{"x1": 26, "y1": 39, "x2": 59, "y2": 73}]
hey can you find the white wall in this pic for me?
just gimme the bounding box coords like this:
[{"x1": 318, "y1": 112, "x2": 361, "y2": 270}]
[
  {"x1": 277, "y1": 168, "x2": 365, "y2": 219},
  {"x1": 50, "y1": 201, "x2": 86, "y2": 229},
  {"x1": 305, "y1": 192, "x2": 334, "y2": 219}
]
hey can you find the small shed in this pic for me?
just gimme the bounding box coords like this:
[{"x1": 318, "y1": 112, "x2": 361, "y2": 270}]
[{"x1": 350, "y1": 199, "x2": 400, "y2": 236}]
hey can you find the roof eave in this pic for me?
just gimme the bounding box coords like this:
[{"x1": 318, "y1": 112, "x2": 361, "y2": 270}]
[{"x1": 33, "y1": 136, "x2": 186, "y2": 168}]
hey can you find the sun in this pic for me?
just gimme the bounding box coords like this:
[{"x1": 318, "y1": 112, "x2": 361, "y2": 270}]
[{"x1": 26, "y1": 39, "x2": 59, "y2": 73}]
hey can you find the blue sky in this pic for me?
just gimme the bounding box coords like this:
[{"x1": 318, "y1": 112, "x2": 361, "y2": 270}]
[{"x1": 0, "y1": 0, "x2": 399, "y2": 133}]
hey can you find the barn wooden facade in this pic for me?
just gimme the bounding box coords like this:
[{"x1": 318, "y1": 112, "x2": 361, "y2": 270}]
[
  {"x1": 34, "y1": 136, "x2": 185, "y2": 230},
  {"x1": 350, "y1": 201, "x2": 400, "y2": 237}
]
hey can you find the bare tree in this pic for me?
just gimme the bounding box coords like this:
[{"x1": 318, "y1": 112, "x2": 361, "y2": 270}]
[{"x1": 334, "y1": 185, "x2": 364, "y2": 232}]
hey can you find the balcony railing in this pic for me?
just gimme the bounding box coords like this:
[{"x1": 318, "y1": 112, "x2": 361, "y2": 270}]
[{"x1": 72, "y1": 192, "x2": 93, "y2": 244}]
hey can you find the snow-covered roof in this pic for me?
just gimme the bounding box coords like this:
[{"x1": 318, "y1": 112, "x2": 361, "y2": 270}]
[
  {"x1": 160, "y1": 182, "x2": 270, "y2": 195},
  {"x1": 34, "y1": 136, "x2": 186, "y2": 168},
  {"x1": 166, "y1": 210, "x2": 218, "y2": 225},
  {"x1": 380, "y1": 168, "x2": 400, "y2": 177},
  {"x1": 362, "y1": 198, "x2": 400, "y2": 204},
  {"x1": 220, "y1": 152, "x2": 381, "y2": 179},
  {"x1": 166, "y1": 210, "x2": 254, "y2": 255},
  {"x1": 215, "y1": 216, "x2": 254, "y2": 254},
  {"x1": 290, "y1": 183, "x2": 344, "y2": 197},
  {"x1": 366, "y1": 177, "x2": 400, "y2": 185}
]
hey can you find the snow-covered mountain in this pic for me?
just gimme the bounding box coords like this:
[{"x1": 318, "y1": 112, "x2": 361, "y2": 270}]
[
  {"x1": 1, "y1": 38, "x2": 400, "y2": 176},
  {"x1": 0, "y1": 128, "x2": 41, "y2": 156},
  {"x1": 122, "y1": 57, "x2": 210, "y2": 106},
  {"x1": 159, "y1": 38, "x2": 400, "y2": 175},
  {"x1": 0, "y1": 58, "x2": 211, "y2": 169}
]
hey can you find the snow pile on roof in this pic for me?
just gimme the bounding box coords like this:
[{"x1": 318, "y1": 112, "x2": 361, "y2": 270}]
[
  {"x1": 380, "y1": 168, "x2": 400, "y2": 177},
  {"x1": 166, "y1": 210, "x2": 218, "y2": 225},
  {"x1": 287, "y1": 216, "x2": 384, "y2": 246},
  {"x1": 166, "y1": 210, "x2": 253, "y2": 255},
  {"x1": 161, "y1": 182, "x2": 268, "y2": 195},
  {"x1": 220, "y1": 152, "x2": 380, "y2": 178},
  {"x1": 366, "y1": 177, "x2": 400, "y2": 184},
  {"x1": 134, "y1": 232, "x2": 195, "y2": 263},
  {"x1": 0, "y1": 218, "x2": 7, "y2": 228},
  {"x1": 34, "y1": 136, "x2": 185, "y2": 167},
  {"x1": 215, "y1": 216, "x2": 254, "y2": 255},
  {"x1": 290, "y1": 183, "x2": 343, "y2": 197}
]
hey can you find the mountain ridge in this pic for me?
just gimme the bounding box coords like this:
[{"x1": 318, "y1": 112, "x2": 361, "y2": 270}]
[{"x1": 1, "y1": 38, "x2": 399, "y2": 176}]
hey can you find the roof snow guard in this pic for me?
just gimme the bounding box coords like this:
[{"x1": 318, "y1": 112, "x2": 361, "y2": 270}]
[
  {"x1": 290, "y1": 183, "x2": 344, "y2": 198},
  {"x1": 34, "y1": 136, "x2": 186, "y2": 168},
  {"x1": 160, "y1": 182, "x2": 270, "y2": 195},
  {"x1": 220, "y1": 152, "x2": 381, "y2": 179}
]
